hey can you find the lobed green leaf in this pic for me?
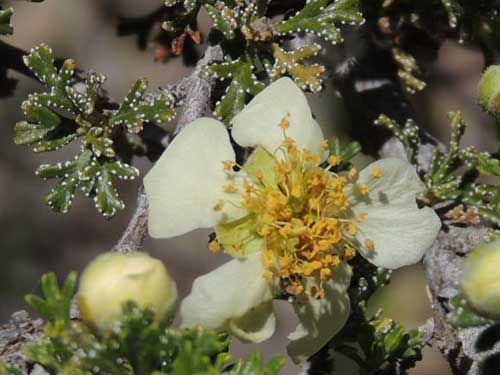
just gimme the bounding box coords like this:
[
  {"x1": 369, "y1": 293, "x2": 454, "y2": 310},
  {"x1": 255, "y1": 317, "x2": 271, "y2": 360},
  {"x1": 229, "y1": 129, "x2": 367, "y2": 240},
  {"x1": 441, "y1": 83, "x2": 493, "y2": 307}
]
[
  {"x1": 274, "y1": 0, "x2": 364, "y2": 45},
  {"x1": 0, "y1": 7, "x2": 13, "y2": 35}
]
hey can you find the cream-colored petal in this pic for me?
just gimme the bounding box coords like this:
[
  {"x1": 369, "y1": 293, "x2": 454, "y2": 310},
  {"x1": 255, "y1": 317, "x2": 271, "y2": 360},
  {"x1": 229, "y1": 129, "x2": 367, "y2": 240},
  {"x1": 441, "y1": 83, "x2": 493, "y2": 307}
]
[
  {"x1": 287, "y1": 262, "x2": 352, "y2": 363},
  {"x1": 180, "y1": 253, "x2": 276, "y2": 343},
  {"x1": 310, "y1": 119, "x2": 328, "y2": 161},
  {"x1": 352, "y1": 158, "x2": 441, "y2": 269},
  {"x1": 144, "y1": 118, "x2": 242, "y2": 238},
  {"x1": 229, "y1": 300, "x2": 276, "y2": 343},
  {"x1": 231, "y1": 77, "x2": 324, "y2": 154}
]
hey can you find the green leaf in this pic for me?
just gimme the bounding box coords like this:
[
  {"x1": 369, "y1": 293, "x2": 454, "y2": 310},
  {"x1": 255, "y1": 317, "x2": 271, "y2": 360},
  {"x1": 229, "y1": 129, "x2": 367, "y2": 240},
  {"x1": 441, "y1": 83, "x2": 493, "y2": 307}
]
[
  {"x1": 14, "y1": 121, "x2": 54, "y2": 145},
  {"x1": 33, "y1": 133, "x2": 78, "y2": 153},
  {"x1": 460, "y1": 147, "x2": 500, "y2": 176},
  {"x1": 16, "y1": 48, "x2": 78, "y2": 154},
  {"x1": 0, "y1": 362, "x2": 22, "y2": 375},
  {"x1": 241, "y1": 352, "x2": 263, "y2": 375},
  {"x1": 105, "y1": 161, "x2": 139, "y2": 180},
  {"x1": 359, "y1": 315, "x2": 424, "y2": 371},
  {"x1": 36, "y1": 153, "x2": 90, "y2": 180},
  {"x1": 326, "y1": 136, "x2": 362, "y2": 171},
  {"x1": 0, "y1": 8, "x2": 14, "y2": 35},
  {"x1": 462, "y1": 184, "x2": 500, "y2": 225},
  {"x1": 23, "y1": 44, "x2": 57, "y2": 85},
  {"x1": 16, "y1": 44, "x2": 152, "y2": 217},
  {"x1": 341, "y1": 141, "x2": 362, "y2": 162},
  {"x1": 239, "y1": 352, "x2": 284, "y2": 375},
  {"x1": 45, "y1": 177, "x2": 78, "y2": 213},
  {"x1": 274, "y1": 0, "x2": 364, "y2": 45},
  {"x1": 25, "y1": 272, "x2": 77, "y2": 325},
  {"x1": 448, "y1": 294, "x2": 494, "y2": 328},
  {"x1": 83, "y1": 127, "x2": 115, "y2": 158},
  {"x1": 392, "y1": 48, "x2": 426, "y2": 94},
  {"x1": 209, "y1": 58, "x2": 265, "y2": 123},
  {"x1": 42, "y1": 151, "x2": 93, "y2": 213},
  {"x1": 205, "y1": 4, "x2": 236, "y2": 39},
  {"x1": 440, "y1": 0, "x2": 462, "y2": 28},
  {"x1": 109, "y1": 79, "x2": 176, "y2": 133},
  {"x1": 66, "y1": 72, "x2": 106, "y2": 115},
  {"x1": 95, "y1": 168, "x2": 126, "y2": 218},
  {"x1": 14, "y1": 105, "x2": 61, "y2": 145},
  {"x1": 416, "y1": 110, "x2": 500, "y2": 228},
  {"x1": 383, "y1": 325, "x2": 406, "y2": 354},
  {"x1": 270, "y1": 43, "x2": 325, "y2": 93},
  {"x1": 374, "y1": 114, "x2": 420, "y2": 164},
  {"x1": 262, "y1": 356, "x2": 286, "y2": 375},
  {"x1": 24, "y1": 45, "x2": 75, "y2": 108},
  {"x1": 24, "y1": 336, "x2": 72, "y2": 372},
  {"x1": 23, "y1": 103, "x2": 61, "y2": 128},
  {"x1": 165, "y1": 0, "x2": 201, "y2": 14}
]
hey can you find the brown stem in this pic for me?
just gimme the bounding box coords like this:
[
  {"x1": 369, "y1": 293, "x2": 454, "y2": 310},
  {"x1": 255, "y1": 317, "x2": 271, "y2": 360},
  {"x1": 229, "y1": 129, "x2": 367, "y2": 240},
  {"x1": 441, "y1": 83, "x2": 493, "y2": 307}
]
[{"x1": 112, "y1": 186, "x2": 150, "y2": 253}]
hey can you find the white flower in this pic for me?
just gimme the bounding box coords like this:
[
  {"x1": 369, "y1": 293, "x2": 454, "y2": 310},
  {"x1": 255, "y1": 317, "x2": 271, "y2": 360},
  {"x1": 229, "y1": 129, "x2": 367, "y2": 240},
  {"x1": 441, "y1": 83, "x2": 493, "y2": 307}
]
[{"x1": 144, "y1": 77, "x2": 441, "y2": 362}]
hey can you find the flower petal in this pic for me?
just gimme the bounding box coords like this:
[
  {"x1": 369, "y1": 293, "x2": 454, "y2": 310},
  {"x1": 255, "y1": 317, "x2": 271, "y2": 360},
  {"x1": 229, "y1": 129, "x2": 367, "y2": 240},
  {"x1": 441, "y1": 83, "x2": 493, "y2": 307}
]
[
  {"x1": 180, "y1": 253, "x2": 276, "y2": 343},
  {"x1": 231, "y1": 77, "x2": 324, "y2": 154},
  {"x1": 309, "y1": 119, "x2": 327, "y2": 157},
  {"x1": 352, "y1": 158, "x2": 441, "y2": 269},
  {"x1": 229, "y1": 300, "x2": 276, "y2": 343},
  {"x1": 287, "y1": 262, "x2": 352, "y2": 363},
  {"x1": 144, "y1": 118, "x2": 241, "y2": 238}
]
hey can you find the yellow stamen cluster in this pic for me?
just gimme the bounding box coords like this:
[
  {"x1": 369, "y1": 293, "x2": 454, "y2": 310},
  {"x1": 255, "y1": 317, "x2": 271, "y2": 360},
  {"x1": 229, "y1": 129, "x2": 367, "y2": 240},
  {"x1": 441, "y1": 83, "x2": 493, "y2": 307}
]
[
  {"x1": 280, "y1": 117, "x2": 290, "y2": 129},
  {"x1": 213, "y1": 200, "x2": 225, "y2": 211},
  {"x1": 223, "y1": 161, "x2": 235, "y2": 171},
  {"x1": 223, "y1": 182, "x2": 237, "y2": 193},
  {"x1": 364, "y1": 239, "x2": 375, "y2": 250},
  {"x1": 327, "y1": 155, "x2": 342, "y2": 167},
  {"x1": 211, "y1": 128, "x2": 375, "y2": 300},
  {"x1": 372, "y1": 167, "x2": 382, "y2": 178},
  {"x1": 356, "y1": 184, "x2": 369, "y2": 196},
  {"x1": 209, "y1": 240, "x2": 221, "y2": 253}
]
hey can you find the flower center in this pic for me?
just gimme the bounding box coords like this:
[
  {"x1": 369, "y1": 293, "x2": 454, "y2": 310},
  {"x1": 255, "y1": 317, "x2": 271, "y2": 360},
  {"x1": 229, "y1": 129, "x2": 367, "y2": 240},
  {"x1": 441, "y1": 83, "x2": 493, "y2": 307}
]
[{"x1": 210, "y1": 130, "x2": 377, "y2": 300}]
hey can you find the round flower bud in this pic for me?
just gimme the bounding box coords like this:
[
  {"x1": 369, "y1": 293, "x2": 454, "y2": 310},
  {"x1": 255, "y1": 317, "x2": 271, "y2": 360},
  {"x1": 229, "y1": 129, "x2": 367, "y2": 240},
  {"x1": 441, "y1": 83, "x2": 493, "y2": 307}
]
[
  {"x1": 77, "y1": 252, "x2": 177, "y2": 332},
  {"x1": 462, "y1": 239, "x2": 500, "y2": 320},
  {"x1": 477, "y1": 65, "x2": 500, "y2": 118}
]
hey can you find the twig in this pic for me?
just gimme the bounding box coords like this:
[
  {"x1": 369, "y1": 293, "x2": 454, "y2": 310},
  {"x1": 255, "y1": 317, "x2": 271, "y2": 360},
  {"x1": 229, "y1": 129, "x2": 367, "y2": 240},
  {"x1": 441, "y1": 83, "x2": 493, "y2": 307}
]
[
  {"x1": 110, "y1": 45, "x2": 222, "y2": 254},
  {"x1": 423, "y1": 226, "x2": 489, "y2": 375},
  {"x1": 165, "y1": 45, "x2": 223, "y2": 135},
  {"x1": 112, "y1": 186, "x2": 150, "y2": 253}
]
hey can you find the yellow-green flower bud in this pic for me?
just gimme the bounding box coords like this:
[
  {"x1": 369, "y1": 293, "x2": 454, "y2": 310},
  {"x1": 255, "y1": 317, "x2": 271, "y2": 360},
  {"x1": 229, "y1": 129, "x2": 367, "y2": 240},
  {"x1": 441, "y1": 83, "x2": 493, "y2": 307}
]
[
  {"x1": 77, "y1": 252, "x2": 177, "y2": 332},
  {"x1": 477, "y1": 65, "x2": 500, "y2": 118},
  {"x1": 461, "y1": 239, "x2": 500, "y2": 320}
]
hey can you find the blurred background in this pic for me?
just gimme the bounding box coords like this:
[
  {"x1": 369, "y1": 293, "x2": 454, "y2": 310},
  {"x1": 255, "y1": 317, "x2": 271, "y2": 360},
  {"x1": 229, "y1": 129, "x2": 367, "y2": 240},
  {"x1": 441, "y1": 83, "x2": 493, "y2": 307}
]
[{"x1": 0, "y1": 0, "x2": 498, "y2": 374}]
